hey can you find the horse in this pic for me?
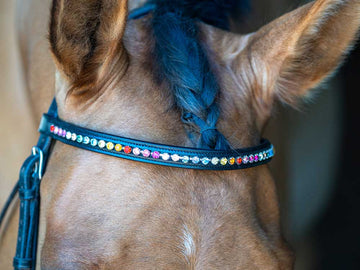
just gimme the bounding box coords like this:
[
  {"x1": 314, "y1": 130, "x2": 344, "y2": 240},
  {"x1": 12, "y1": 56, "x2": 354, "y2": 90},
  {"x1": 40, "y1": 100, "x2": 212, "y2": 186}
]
[{"x1": 1, "y1": 0, "x2": 360, "y2": 269}]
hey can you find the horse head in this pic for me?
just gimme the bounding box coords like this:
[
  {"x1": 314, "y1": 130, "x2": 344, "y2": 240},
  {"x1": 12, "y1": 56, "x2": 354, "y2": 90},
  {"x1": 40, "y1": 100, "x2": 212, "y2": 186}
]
[{"x1": 38, "y1": 0, "x2": 360, "y2": 269}]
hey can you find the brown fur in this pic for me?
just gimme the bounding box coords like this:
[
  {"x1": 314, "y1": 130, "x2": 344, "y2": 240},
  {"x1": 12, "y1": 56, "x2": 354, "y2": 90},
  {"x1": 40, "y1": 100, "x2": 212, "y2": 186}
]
[
  {"x1": 50, "y1": 0, "x2": 129, "y2": 102},
  {"x1": 1, "y1": 0, "x2": 360, "y2": 269}
]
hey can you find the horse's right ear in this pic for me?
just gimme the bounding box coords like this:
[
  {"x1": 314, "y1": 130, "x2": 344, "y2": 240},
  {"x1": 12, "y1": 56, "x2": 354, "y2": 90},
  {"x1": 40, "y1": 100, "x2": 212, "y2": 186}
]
[{"x1": 49, "y1": 0, "x2": 128, "y2": 97}]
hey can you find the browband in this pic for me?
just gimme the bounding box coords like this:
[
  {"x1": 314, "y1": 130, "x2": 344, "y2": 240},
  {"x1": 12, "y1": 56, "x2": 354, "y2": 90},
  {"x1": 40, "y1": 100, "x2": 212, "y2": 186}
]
[{"x1": 39, "y1": 103, "x2": 274, "y2": 171}]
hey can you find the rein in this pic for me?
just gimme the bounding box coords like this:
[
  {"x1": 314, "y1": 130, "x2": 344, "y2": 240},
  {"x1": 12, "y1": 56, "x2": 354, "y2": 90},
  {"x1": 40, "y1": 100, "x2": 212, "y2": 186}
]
[{"x1": 0, "y1": 6, "x2": 274, "y2": 270}]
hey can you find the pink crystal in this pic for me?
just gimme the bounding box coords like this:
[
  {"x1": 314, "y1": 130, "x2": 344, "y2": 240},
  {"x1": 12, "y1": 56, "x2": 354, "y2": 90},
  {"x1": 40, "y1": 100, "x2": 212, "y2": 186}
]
[
  {"x1": 142, "y1": 149, "x2": 151, "y2": 157},
  {"x1": 152, "y1": 151, "x2": 160, "y2": 159}
]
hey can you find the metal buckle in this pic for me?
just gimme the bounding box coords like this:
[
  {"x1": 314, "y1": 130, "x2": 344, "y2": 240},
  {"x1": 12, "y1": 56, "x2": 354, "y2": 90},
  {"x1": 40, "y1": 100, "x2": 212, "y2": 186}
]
[{"x1": 31, "y1": 146, "x2": 44, "y2": 180}]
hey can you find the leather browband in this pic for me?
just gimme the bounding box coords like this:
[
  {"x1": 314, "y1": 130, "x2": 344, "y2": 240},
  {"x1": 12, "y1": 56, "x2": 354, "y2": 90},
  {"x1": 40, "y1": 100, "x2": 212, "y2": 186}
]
[{"x1": 39, "y1": 106, "x2": 274, "y2": 171}]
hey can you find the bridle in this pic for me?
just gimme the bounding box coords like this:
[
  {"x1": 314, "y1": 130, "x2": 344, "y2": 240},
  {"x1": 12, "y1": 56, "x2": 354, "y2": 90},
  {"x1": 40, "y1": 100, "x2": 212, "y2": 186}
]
[{"x1": 0, "y1": 5, "x2": 274, "y2": 270}]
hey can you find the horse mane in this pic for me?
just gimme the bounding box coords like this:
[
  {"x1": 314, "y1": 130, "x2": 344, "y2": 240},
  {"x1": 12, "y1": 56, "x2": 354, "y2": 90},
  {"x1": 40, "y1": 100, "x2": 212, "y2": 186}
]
[{"x1": 151, "y1": 0, "x2": 249, "y2": 150}]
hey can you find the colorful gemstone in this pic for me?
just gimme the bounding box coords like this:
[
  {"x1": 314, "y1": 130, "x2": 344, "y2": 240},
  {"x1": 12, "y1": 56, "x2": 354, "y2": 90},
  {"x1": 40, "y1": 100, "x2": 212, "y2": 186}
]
[
  {"x1": 152, "y1": 151, "x2": 160, "y2": 159},
  {"x1": 211, "y1": 157, "x2": 219, "y2": 165},
  {"x1": 76, "y1": 135, "x2": 83, "y2": 143},
  {"x1": 107, "y1": 142, "x2": 114, "y2": 150},
  {"x1": 90, "y1": 139, "x2": 98, "y2": 146},
  {"x1": 98, "y1": 140, "x2": 106, "y2": 148},
  {"x1": 71, "y1": 133, "x2": 77, "y2": 141},
  {"x1": 263, "y1": 152, "x2": 267, "y2": 159},
  {"x1": 182, "y1": 156, "x2": 190, "y2": 163},
  {"x1": 83, "y1": 136, "x2": 90, "y2": 144},
  {"x1": 162, "y1": 153, "x2": 170, "y2": 160},
  {"x1": 201, "y1": 157, "x2": 210, "y2": 165},
  {"x1": 62, "y1": 130, "x2": 66, "y2": 137},
  {"x1": 171, "y1": 154, "x2": 180, "y2": 162},
  {"x1": 66, "y1": 131, "x2": 72, "y2": 140},
  {"x1": 220, "y1": 158, "x2": 228, "y2": 166},
  {"x1": 115, "y1": 144, "x2": 122, "y2": 152},
  {"x1": 254, "y1": 155, "x2": 259, "y2": 162},
  {"x1": 236, "y1": 157, "x2": 242, "y2": 165},
  {"x1": 259, "y1": 153, "x2": 263, "y2": 161},
  {"x1": 58, "y1": 128, "x2": 63, "y2": 136},
  {"x1": 229, "y1": 157, "x2": 235, "y2": 165},
  {"x1": 243, "y1": 156, "x2": 249, "y2": 164},
  {"x1": 133, "y1": 147, "x2": 141, "y2": 156},
  {"x1": 124, "y1": 146, "x2": 132, "y2": 154},
  {"x1": 50, "y1": 125, "x2": 55, "y2": 132},
  {"x1": 54, "y1": 126, "x2": 59, "y2": 134},
  {"x1": 249, "y1": 155, "x2": 254, "y2": 163},
  {"x1": 142, "y1": 149, "x2": 151, "y2": 157},
  {"x1": 192, "y1": 156, "x2": 200, "y2": 164}
]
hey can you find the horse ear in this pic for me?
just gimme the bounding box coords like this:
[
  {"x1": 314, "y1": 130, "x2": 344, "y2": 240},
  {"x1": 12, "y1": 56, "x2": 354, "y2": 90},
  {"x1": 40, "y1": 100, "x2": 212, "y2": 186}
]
[
  {"x1": 49, "y1": 0, "x2": 128, "y2": 98},
  {"x1": 247, "y1": 0, "x2": 360, "y2": 106}
]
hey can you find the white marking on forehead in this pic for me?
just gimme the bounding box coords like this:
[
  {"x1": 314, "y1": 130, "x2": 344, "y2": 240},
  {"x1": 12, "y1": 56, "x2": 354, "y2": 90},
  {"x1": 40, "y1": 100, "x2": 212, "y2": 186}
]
[{"x1": 181, "y1": 225, "x2": 196, "y2": 263}]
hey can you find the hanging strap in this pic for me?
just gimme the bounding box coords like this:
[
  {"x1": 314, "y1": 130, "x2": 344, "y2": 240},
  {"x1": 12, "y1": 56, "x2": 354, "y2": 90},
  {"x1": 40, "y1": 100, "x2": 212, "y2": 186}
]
[{"x1": 0, "y1": 99, "x2": 57, "y2": 270}]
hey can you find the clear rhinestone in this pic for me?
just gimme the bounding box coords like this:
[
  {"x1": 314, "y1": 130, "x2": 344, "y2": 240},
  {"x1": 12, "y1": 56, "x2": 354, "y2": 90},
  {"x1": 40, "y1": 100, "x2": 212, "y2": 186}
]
[
  {"x1": 171, "y1": 154, "x2": 180, "y2": 162},
  {"x1": 66, "y1": 131, "x2": 72, "y2": 140},
  {"x1": 54, "y1": 126, "x2": 59, "y2": 134},
  {"x1": 90, "y1": 139, "x2": 98, "y2": 147},
  {"x1": 201, "y1": 157, "x2": 210, "y2": 165},
  {"x1": 191, "y1": 156, "x2": 200, "y2": 164},
  {"x1": 259, "y1": 153, "x2": 263, "y2": 161},
  {"x1": 83, "y1": 136, "x2": 90, "y2": 144},
  {"x1": 182, "y1": 156, "x2": 190, "y2": 163},
  {"x1": 71, "y1": 133, "x2": 77, "y2": 141},
  {"x1": 162, "y1": 153, "x2": 170, "y2": 161},
  {"x1": 133, "y1": 147, "x2": 141, "y2": 156},
  {"x1": 98, "y1": 140, "x2": 106, "y2": 148},
  {"x1": 211, "y1": 157, "x2": 219, "y2": 165}
]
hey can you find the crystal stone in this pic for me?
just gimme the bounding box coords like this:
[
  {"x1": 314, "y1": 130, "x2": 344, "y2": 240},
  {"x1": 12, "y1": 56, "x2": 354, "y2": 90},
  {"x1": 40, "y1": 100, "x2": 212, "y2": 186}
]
[
  {"x1": 133, "y1": 147, "x2": 141, "y2": 156},
  {"x1": 107, "y1": 142, "x2": 114, "y2": 150},
  {"x1": 211, "y1": 157, "x2": 219, "y2": 165},
  {"x1": 83, "y1": 136, "x2": 90, "y2": 144},
  {"x1": 171, "y1": 154, "x2": 180, "y2": 162}
]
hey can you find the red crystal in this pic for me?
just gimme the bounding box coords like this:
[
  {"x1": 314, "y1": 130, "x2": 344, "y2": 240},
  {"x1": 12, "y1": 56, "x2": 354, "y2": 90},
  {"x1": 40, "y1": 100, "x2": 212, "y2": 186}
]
[
  {"x1": 50, "y1": 125, "x2": 55, "y2": 132},
  {"x1": 124, "y1": 146, "x2": 132, "y2": 154},
  {"x1": 236, "y1": 157, "x2": 242, "y2": 165}
]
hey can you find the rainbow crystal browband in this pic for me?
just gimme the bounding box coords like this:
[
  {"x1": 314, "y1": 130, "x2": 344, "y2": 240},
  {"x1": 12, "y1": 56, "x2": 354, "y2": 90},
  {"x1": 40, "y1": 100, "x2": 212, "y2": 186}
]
[{"x1": 38, "y1": 101, "x2": 274, "y2": 171}]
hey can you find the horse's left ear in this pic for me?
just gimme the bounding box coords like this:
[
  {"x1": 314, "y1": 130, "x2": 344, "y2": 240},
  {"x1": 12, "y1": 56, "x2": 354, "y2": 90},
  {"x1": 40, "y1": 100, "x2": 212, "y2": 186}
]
[
  {"x1": 246, "y1": 0, "x2": 360, "y2": 106},
  {"x1": 49, "y1": 0, "x2": 128, "y2": 98}
]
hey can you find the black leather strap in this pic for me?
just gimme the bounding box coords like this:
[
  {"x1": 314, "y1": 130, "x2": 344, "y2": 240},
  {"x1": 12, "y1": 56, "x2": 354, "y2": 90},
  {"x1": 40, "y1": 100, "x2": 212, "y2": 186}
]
[
  {"x1": 11, "y1": 99, "x2": 57, "y2": 270},
  {"x1": 39, "y1": 111, "x2": 274, "y2": 171}
]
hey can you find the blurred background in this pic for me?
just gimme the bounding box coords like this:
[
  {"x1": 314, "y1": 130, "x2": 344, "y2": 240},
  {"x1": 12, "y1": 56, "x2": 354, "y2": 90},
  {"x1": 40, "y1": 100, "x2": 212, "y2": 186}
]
[{"x1": 0, "y1": 0, "x2": 359, "y2": 269}]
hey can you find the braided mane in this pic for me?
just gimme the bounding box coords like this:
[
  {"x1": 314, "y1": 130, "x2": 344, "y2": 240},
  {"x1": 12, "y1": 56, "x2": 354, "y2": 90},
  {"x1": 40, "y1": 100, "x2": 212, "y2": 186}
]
[{"x1": 151, "y1": 0, "x2": 249, "y2": 150}]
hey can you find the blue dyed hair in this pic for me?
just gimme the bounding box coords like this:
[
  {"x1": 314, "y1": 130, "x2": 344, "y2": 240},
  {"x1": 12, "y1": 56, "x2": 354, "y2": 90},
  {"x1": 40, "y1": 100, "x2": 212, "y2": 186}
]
[{"x1": 151, "y1": 0, "x2": 249, "y2": 150}]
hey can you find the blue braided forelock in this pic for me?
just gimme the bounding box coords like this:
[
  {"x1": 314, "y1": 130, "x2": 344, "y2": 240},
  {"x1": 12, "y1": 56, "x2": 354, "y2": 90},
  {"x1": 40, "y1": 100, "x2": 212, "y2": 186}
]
[{"x1": 151, "y1": 0, "x2": 249, "y2": 150}]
